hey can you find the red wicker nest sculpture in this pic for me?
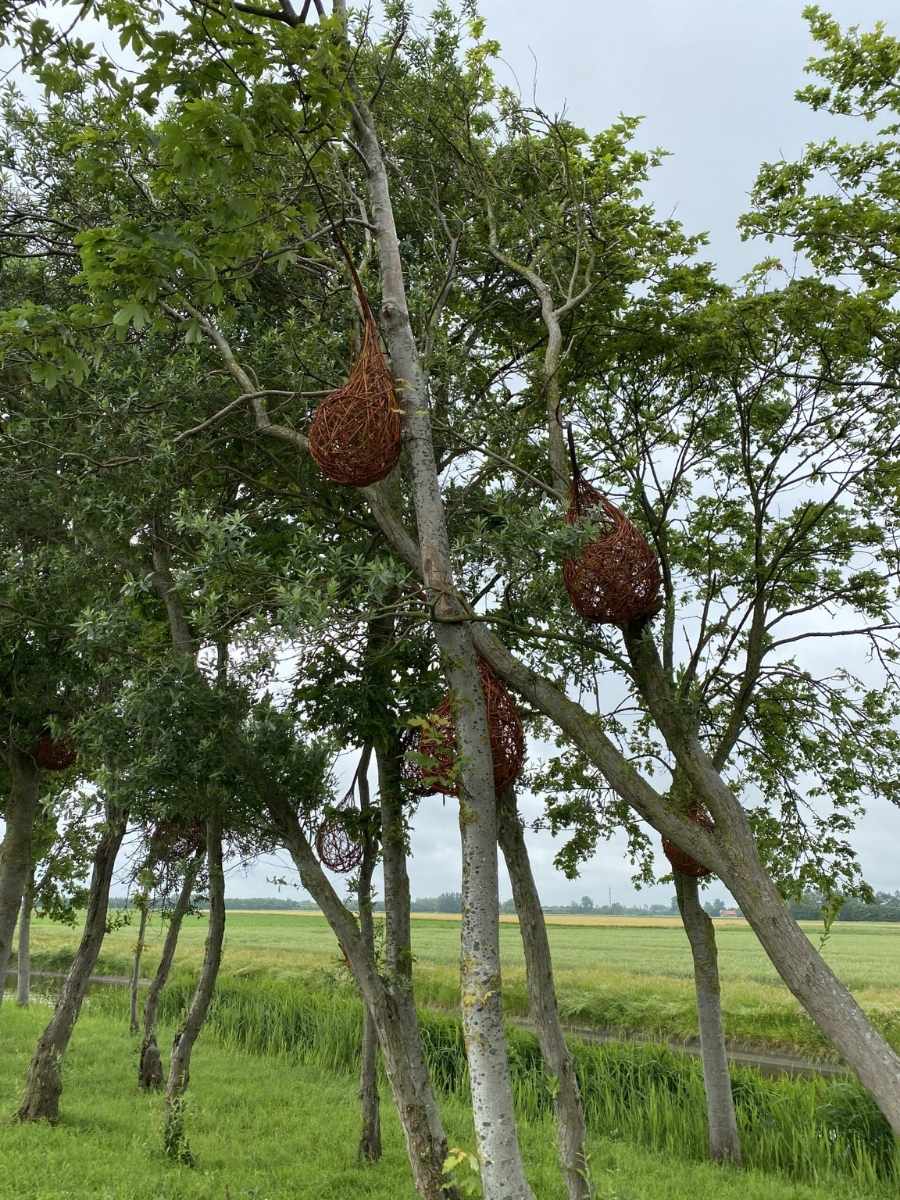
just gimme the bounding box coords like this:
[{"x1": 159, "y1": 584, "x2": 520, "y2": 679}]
[
  {"x1": 414, "y1": 660, "x2": 526, "y2": 797},
  {"x1": 32, "y1": 730, "x2": 77, "y2": 772},
  {"x1": 399, "y1": 724, "x2": 431, "y2": 799},
  {"x1": 316, "y1": 812, "x2": 364, "y2": 874},
  {"x1": 315, "y1": 752, "x2": 366, "y2": 874},
  {"x1": 662, "y1": 805, "x2": 715, "y2": 879},
  {"x1": 308, "y1": 279, "x2": 402, "y2": 488},
  {"x1": 152, "y1": 819, "x2": 206, "y2": 861},
  {"x1": 563, "y1": 477, "x2": 663, "y2": 626}
]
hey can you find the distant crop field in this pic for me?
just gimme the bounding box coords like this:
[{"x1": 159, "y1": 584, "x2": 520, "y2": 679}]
[{"x1": 23, "y1": 911, "x2": 900, "y2": 1057}]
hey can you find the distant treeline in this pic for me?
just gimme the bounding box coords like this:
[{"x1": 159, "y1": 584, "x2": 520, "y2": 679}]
[
  {"x1": 106, "y1": 890, "x2": 900, "y2": 921},
  {"x1": 109, "y1": 891, "x2": 684, "y2": 917},
  {"x1": 788, "y1": 891, "x2": 900, "y2": 923},
  {"x1": 107, "y1": 896, "x2": 320, "y2": 911},
  {"x1": 413, "y1": 893, "x2": 698, "y2": 918}
]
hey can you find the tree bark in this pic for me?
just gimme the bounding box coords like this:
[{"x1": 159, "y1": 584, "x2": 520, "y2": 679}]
[
  {"x1": 357, "y1": 748, "x2": 382, "y2": 1163},
  {"x1": 129, "y1": 899, "x2": 150, "y2": 1034},
  {"x1": 17, "y1": 803, "x2": 127, "y2": 1122},
  {"x1": 140, "y1": 851, "x2": 202, "y2": 1090},
  {"x1": 451, "y1": 621, "x2": 900, "y2": 1133},
  {"x1": 335, "y1": 30, "x2": 534, "y2": 1194},
  {"x1": 163, "y1": 814, "x2": 224, "y2": 1164},
  {"x1": 497, "y1": 787, "x2": 591, "y2": 1199},
  {"x1": 269, "y1": 789, "x2": 455, "y2": 1200},
  {"x1": 165, "y1": 815, "x2": 225, "y2": 1101},
  {"x1": 359, "y1": 1001, "x2": 381, "y2": 1162},
  {"x1": 376, "y1": 733, "x2": 412, "y2": 989},
  {"x1": 377, "y1": 733, "x2": 449, "y2": 1125},
  {"x1": 0, "y1": 746, "x2": 40, "y2": 1001},
  {"x1": 620, "y1": 623, "x2": 900, "y2": 1136},
  {"x1": 16, "y1": 874, "x2": 33, "y2": 1007},
  {"x1": 730, "y1": 855, "x2": 900, "y2": 1134},
  {"x1": 377, "y1": 733, "x2": 453, "y2": 1161},
  {"x1": 674, "y1": 873, "x2": 741, "y2": 1165},
  {"x1": 364, "y1": 612, "x2": 451, "y2": 1163}
]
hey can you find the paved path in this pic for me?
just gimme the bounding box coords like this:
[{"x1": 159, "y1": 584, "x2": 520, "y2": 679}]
[{"x1": 5, "y1": 968, "x2": 847, "y2": 1079}]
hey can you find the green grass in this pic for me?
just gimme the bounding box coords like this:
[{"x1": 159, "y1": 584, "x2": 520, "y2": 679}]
[
  {"x1": 24, "y1": 910, "x2": 900, "y2": 1056},
  {"x1": 74, "y1": 974, "x2": 896, "y2": 1192},
  {"x1": 0, "y1": 1001, "x2": 894, "y2": 1200}
]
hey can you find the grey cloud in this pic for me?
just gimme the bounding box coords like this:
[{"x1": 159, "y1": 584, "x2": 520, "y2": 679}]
[{"x1": 6, "y1": 2, "x2": 898, "y2": 903}]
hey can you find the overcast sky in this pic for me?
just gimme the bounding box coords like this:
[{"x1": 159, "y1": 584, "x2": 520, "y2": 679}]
[
  {"x1": 3, "y1": 3, "x2": 898, "y2": 905},
  {"x1": 236, "y1": 0, "x2": 899, "y2": 908}
]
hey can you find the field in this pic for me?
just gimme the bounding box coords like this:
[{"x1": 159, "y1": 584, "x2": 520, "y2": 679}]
[
  {"x1": 1, "y1": 1000, "x2": 895, "y2": 1200},
  {"x1": 22, "y1": 910, "x2": 900, "y2": 1057}
]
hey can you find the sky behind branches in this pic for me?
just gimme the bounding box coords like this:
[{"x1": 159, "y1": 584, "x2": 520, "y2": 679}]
[
  {"x1": 242, "y1": 0, "x2": 899, "y2": 909},
  {"x1": 3, "y1": 2, "x2": 898, "y2": 907}
]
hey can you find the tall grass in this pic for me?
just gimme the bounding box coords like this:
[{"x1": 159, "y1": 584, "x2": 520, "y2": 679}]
[
  {"x1": 90, "y1": 975, "x2": 897, "y2": 1192},
  {"x1": 3, "y1": 1003, "x2": 881, "y2": 1200},
  {"x1": 27, "y1": 912, "x2": 900, "y2": 1056}
]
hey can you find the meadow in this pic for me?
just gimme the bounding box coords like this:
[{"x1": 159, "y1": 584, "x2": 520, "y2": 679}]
[
  {"x1": 22, "y1": 910, "x2": 900, "y2": 1057},
  {"x1": 1, "y1": 995, "x2": 896, "y2": 1199}
]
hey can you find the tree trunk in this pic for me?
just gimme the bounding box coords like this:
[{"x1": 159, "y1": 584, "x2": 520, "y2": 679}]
[
  {"x1": 359, "y1": 1001, "x2": 381, "y2": 1163},
  {"x1": 0, "y1": 746, "x2": 40, "y2": 1000},
  {"x1": 728, "y1": 856, "x2": 900, "y2": 1134},
  {"x1": 140, "y1": 852, "x2": 202, "y2": 1090},
  {"x1": 269, "y1": 790, "x2": 455, "y2": 1200},
  {"x1": 130, "y1": 900, "x2": 150, "y2": 1034},
  {"x1": 464, "y1": 624, "x2": 900, "y2": 1134},
  {"x1": 16, "y1": 875, "x2": 33, "y2": 1007},
  {"x1": 376, "y1": 733, "x2": 450, "y2": 1156},
  {"x1": 364, "y1": 611, "x2": 451, "y2": 1164},
  {"x1": 167, "y1": 845, "x2": 223, "y2": 1067},
  {"x1": 620, "y1": 623, "x2": 900, "y2": 1136},
  {"x1": 17, "y1": 804, "x2": 127, "y2": 1122},
  {"x1": 163, "y1": 813, "x2": 225, "y2": 1163},
  {"x1": 674, "y1": 873, "x2": 741, "y2": 1165},
  {"x1": 339, "y1": 57, "x2": 534, "y2": 1197},
  {"x1": 497, "y1": 787, "x2": 591, "y2": 1199},
  {"x1": 357, "y1": 748, "x2": 382, "y2": 1163}
]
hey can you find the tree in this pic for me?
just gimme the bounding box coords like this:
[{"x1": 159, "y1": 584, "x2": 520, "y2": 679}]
[
  {"x1": 498, "y1": 786, "x2": 590, "y2": 1199},
  {"x1": 3, "y1": 0, "x2": 900, "y2": 1176},
  {"x1": 15, "y1": 794, "x2": 94, "y2": 1008},
  {"x1": 674, "y1": 873, "x2": 740, "y2": 1163},
  {"x1": 355, "y1": 745, "x2": 382, "y2": 1164},
  {"x1": 743, "y1": 6, "x2": 900, "y2": 298},
  {"x1": 139, "y1": 848, "x2": 204, "y2": 1091},
  {"x1": 17, "y1": 795, "x2": 128, "y2": 1121},
  {"x1": 0, "y1": 748, "x2": 40, "y2": 993}
]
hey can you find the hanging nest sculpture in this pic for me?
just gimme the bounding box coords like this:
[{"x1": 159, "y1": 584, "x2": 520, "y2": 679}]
[
  {"x1": 399, "y1": 724, "x2": 432, "y2": 800},
  {"x1": 563, "y1": 477, "x2": 663, "y2": 626},
  {"x1": 315, "y1": 755, "x2": 365, "y2": 874},
  {"x1": 308, "y1": 280, "x2": 402, "y2": 487},
  {"x1": 662, "y1": 805, "x2": 715, "y2": 879},
  {"x1": 32, "y1": 730, "x2": 77, "y2": 772},
  {"x1": 152, "y1": 819, "x2": 206, "y2": 861},
  {"x1": 316, "y1": 812, "x2": 364, "y2": 874},
  {"x1": 413, "y1": 660, "x2": 525, "y2": 797},
  {"x1": 561, "y1": 426, "x2": 662, "y2": 626}
]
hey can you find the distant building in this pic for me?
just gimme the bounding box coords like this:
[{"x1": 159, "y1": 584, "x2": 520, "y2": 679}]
[{"x1": 719, "y1": 907, "x2": 741, "y2": 918}]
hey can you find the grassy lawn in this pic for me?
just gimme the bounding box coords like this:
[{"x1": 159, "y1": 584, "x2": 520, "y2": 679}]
[
  {"x1": 22, "y1": 911, "x2": 900, "y2": 1056},
  {"x1": 0, "y1": 1003, "x2": 892, "y2": 1200}
]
